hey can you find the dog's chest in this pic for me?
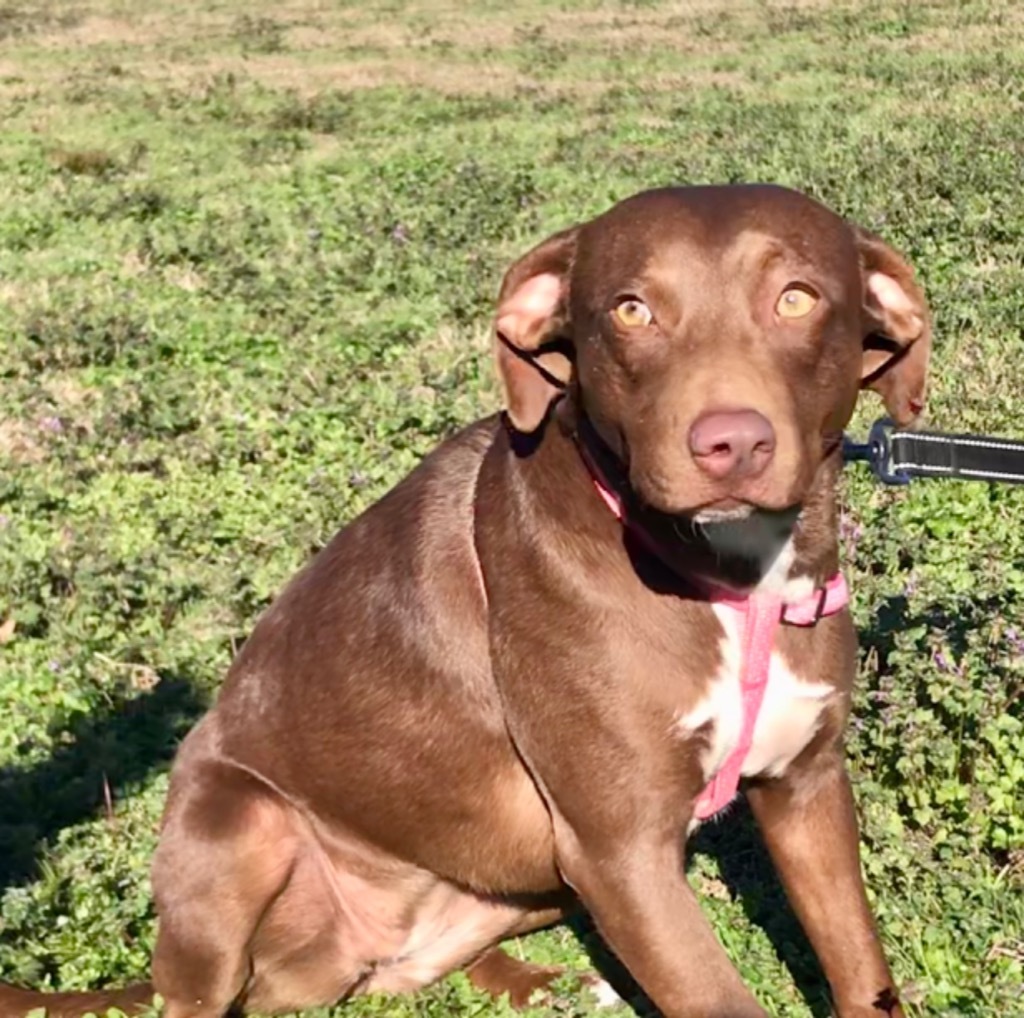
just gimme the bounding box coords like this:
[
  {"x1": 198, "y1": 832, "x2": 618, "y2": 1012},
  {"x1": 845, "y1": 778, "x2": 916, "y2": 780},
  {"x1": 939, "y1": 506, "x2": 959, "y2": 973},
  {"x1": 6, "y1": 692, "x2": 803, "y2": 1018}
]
[{"x1": 677, "y1": 604, "x2": 834, "y2": 785}]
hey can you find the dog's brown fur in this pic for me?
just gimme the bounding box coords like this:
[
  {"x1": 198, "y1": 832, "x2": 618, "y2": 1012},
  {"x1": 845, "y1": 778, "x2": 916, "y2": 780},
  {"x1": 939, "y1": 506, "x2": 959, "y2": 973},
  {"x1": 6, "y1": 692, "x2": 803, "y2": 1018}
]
[{"x1": 0, "y1": 185, "x2": 930, "y2": 1018}]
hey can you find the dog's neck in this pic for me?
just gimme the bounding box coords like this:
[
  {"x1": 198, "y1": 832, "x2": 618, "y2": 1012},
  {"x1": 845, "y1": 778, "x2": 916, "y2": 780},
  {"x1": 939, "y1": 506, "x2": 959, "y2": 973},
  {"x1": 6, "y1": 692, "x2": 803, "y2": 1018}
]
[{"x1": 565, "y1": 412, "x2": 842, "y2": 597}]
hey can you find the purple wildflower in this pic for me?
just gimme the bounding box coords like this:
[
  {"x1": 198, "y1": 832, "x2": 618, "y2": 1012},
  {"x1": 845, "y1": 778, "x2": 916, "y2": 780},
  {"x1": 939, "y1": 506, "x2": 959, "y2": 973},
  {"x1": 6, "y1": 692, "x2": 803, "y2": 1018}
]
[{"x1": 1006, "y1": 627, "x2": 1024, "y2": 657}]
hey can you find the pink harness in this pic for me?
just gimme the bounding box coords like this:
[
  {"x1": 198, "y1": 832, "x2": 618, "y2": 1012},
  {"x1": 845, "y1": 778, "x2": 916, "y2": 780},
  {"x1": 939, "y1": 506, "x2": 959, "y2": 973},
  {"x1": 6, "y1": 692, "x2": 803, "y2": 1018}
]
[{"x1": 581, "y1": 444, "x2": 849, "y2": 820}]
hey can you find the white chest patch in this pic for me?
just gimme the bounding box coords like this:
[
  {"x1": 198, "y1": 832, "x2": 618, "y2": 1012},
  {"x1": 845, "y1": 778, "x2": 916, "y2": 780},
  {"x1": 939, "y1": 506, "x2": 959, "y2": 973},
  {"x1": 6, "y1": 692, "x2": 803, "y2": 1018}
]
[{"x1": 677, "y1": 604, "x2": 834, "y2": 786}]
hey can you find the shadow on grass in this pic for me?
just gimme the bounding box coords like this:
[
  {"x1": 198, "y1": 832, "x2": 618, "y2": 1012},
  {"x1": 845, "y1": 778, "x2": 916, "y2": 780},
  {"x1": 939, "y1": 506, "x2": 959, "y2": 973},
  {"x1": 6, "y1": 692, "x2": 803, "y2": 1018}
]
[
  {"x1": 0, "y1": 677, "x2": 207, "y2": 894},
  {"x1": 566, "y1": 912, "x2": 652, "y2": 1016},
  {"x1": 860, "y1": 588, "x2": 1015, "y2": 682},
  {"x1": 689, "y1": 804, "x2": 834, "y2": 1017}
]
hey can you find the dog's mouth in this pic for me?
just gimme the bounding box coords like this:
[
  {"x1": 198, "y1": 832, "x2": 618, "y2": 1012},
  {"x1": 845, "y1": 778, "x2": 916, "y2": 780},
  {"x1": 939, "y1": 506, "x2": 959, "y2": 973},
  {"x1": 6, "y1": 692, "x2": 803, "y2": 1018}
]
[
  {"x1": 669, "y1": 503, "x2": 803, "y2": 576},
  {"x1": 645, "y1": 492, "x2": 800, "y2": 525},
  {"x1": 665, "y1": 501, "x2": 799, "y2": 536},
  {"x1": 688, "y1": 499, "x2": 755, "y2": 524},
  {"x1": 634, "y1": 497, "x2": 801, "y2": 551}
]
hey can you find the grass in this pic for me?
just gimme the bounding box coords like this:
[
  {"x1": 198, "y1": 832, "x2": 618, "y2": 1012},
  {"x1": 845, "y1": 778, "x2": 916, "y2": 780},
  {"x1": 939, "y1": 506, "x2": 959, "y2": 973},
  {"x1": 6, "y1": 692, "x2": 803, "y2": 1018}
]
[{"x1": 0, "y1": 0, "x2": 1022, "y2": 1015}]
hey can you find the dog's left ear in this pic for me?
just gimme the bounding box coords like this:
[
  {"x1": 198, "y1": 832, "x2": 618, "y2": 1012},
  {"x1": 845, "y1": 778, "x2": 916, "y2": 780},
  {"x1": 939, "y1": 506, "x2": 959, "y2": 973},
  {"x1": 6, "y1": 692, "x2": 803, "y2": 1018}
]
[
  {"x1": 855, "y1": 226, "x2": 932, "y2": 426},
  {"x1": 493, "y1": 226, "x2": 578, "y2": 434}
]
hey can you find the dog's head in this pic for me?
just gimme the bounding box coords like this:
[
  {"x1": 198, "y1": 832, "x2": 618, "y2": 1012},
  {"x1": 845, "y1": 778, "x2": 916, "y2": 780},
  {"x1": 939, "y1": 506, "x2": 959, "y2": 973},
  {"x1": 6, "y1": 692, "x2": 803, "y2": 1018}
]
[{"x1": 494, "y1": 185, "x2": 930, "y2": 523}]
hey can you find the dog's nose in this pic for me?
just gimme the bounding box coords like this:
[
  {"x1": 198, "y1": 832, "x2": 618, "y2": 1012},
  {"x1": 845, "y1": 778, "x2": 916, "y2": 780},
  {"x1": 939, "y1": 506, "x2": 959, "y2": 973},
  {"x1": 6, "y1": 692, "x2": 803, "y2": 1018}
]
[{"x1": 688, "y1": 410, "x2": 776, "y2": 480}]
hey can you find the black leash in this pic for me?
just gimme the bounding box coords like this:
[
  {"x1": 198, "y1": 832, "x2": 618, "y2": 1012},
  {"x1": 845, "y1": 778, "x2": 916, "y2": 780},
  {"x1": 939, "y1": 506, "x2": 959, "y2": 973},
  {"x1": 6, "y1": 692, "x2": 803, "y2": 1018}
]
[{"x1": 843, "y1": 419, "x2": 1024, "y2": 486}]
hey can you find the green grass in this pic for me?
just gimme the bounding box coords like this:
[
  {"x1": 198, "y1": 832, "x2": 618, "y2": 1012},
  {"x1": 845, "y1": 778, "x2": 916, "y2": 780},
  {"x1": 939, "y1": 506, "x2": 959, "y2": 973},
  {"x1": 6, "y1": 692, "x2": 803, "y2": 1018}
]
[{"x1": 1, "y1": 0, "x2": 1022, "y2": 1014}]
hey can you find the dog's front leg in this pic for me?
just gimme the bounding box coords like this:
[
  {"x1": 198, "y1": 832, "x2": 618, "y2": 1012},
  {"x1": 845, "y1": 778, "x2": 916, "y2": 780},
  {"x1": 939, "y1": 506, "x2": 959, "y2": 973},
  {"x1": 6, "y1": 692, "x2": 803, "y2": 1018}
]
[
  {"x1": 746, "y1": 750, "x2": 904, "y2": 1018},
  {"x1": 552, "y1": 819, "x2": 768, "y2": 1018}
]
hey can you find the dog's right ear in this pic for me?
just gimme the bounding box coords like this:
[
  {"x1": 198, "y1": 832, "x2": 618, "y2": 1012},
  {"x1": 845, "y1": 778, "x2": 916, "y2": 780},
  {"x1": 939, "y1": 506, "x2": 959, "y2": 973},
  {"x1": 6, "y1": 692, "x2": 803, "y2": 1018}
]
[
  {"x1": 494, "y1": 227, "x2": 578, "y2": 434},
  {"x1": 854, "y1": 226, "x2": 932, "y2": 427}
]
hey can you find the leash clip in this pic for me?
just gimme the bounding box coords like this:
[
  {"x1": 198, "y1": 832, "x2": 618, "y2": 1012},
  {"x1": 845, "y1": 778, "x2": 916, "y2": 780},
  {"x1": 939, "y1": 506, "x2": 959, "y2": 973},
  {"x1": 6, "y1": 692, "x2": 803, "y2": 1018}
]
[{"x1": 841, "y1": 419, "x2": 911, "y2": 486}]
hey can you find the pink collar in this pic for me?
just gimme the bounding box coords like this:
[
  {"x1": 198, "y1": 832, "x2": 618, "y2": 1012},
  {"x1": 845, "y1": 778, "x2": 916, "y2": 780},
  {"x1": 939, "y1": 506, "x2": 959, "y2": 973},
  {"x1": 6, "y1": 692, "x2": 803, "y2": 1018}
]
[{"x1": 577, "y1": 433, "x2": 849, "y2": 820}]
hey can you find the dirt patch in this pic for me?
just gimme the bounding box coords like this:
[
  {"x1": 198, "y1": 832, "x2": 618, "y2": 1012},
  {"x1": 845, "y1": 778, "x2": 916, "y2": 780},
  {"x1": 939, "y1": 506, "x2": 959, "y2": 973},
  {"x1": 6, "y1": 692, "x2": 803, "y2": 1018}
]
[
  {"x1": 0, "y1": 1, "x2": 83, "y2": 42},
  {"x1": 163, "y1": 52, "x2": 536, "y2": 98},
  {"x1": 164, "y1": 265, "x2": 204, "y2": 292},
  {"x1": 12, "y1": 0, "x2": 1001, "y2": 118},
  {"x1": 0, "y1": 416, "x2": 44, "y2": 464},
  {"x1": 130, "y1": 48, "x2": 753, "y2": 103},
  {"x1": 33, "y1": 14, "x2": 160, "y2": 49},
  {"x1": 878, "y1": 15, "x2": 1024, "y2": 53},
  {"x1": 3, "y1": 0, "x2": 772, "y2": 100},
  {"x1": 0, "y1": 278, "x2": 53, "y2": 309},
  {"x1": 44, "y1": 375, "x2": 97, "y2": 409}
]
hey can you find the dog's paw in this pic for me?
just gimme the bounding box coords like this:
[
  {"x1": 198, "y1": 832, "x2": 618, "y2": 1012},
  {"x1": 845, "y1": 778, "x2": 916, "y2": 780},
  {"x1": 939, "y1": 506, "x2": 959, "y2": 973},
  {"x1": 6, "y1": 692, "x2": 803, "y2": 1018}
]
[{"x1": 579, "y1": 975, "x2": 625, "y2": 1009}]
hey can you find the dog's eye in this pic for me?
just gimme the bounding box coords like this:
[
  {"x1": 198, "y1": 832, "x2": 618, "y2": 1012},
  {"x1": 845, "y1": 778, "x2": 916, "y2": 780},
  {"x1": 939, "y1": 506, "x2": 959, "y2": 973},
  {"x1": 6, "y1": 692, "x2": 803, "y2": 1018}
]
[
  {"x1": 776, "y1": 286, "x2": 819, "y2": 319},
  {"x1": 612, "y1": 298, "x2": 653, "y2": 328}
]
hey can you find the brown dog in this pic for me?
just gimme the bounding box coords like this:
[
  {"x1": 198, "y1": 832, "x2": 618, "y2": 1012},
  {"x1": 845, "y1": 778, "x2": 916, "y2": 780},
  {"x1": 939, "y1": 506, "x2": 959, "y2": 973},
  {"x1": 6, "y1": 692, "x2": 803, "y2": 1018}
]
[{"x1": 1, "y1": 185, "x2": 930, "y2": 1018}]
